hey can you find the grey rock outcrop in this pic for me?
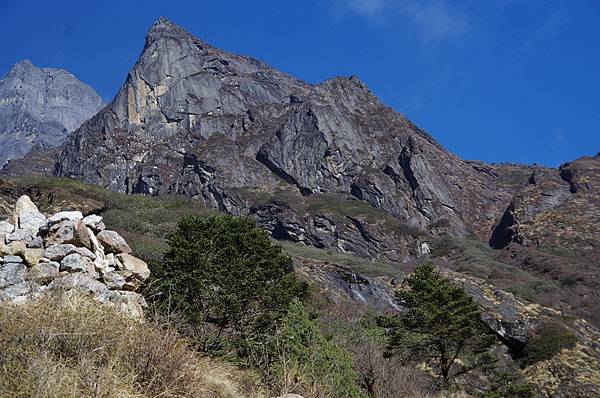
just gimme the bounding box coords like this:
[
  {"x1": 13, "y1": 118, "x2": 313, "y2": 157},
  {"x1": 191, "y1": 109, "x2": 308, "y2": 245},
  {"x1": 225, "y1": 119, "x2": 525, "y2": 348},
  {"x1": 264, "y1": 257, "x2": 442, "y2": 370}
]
[
  {"x1": 0, "y1": 59, "x2": 102, "y2": 167},
  {"x1": 55, "y1": 18, "x2": 512, "y2": 262},
  {"x1": 0, "y1": 195, "x2": 148, "y2": 317},
  {"x1": 490, "y1": 155, "x2": 600, "y2": 255}
]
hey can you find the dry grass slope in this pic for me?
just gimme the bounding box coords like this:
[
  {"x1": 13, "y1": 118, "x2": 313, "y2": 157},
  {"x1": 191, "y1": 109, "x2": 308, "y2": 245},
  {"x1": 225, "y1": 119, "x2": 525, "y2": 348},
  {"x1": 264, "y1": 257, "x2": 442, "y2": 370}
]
[{"x1": 0, "y1": 293, "x2": 264, "y2": 398}]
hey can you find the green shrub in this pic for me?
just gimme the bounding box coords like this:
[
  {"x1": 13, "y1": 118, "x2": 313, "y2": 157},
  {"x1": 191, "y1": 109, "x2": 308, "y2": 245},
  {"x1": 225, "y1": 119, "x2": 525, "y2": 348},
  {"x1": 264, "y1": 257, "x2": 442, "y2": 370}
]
[
  {"x1": 521, "y1": 321, "x2": 577, "y2": 366},
  {"x1": 153, "y1": 214, "x2": 308, "y2": 355},
  {"x1": 274, "y1": 299, "x2": 365, "y2": 398},
  {"x1": 480, "y1": 359, "x2": 534, "y2": 398}
]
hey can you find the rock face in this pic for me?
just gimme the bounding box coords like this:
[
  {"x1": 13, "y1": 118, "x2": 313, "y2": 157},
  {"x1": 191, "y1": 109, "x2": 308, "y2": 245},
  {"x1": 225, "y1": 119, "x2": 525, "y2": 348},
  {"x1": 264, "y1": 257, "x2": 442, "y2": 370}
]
[
  {"x1": 0, "y1": 195, "x2": 148, "y2": 317},
  {"x1": 0, "y1": 59, "x2": 102, "y2": 167},
  {"x1": 296, "y1": 256, "x2": 402, "y2": 314},
  {"x1": 490, "y1": 154, "x2": 600, "y2": 256},
  {"x1": 54, "y1": 17, "x2": 511, "y2": 261},
  {"x1": 441, "y1": 268, "x2": 600, "y2": 398}
]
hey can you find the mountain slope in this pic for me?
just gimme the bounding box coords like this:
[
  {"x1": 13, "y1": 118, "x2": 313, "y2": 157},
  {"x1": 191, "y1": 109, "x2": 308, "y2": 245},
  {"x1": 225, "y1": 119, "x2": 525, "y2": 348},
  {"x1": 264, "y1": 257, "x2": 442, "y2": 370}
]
[
  {"x1": 0, "y1": 60, "x2": 103, "y2": 167},
  {"x1": 55, "y1": 17, "x2": 512, "y2": 261},
  {"x1": 1, "y1": 174, "x2": 598, "y2": 397}
]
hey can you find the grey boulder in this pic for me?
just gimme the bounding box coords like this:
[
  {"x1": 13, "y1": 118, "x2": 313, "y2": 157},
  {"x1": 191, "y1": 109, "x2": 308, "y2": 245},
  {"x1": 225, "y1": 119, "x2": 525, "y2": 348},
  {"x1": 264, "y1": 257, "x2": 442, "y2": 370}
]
[
  {"x1": 44, "y1": 244, "x2": 78, "y2": 261},
  {"x1": 97, "y1": 230, "x2": 131, "y2": 254},
  {"x1": 12, "y1": 195, "x2": 46, "y2": 232},
  {"x1": 0, "y1": 262, "x2": 26, "y2": 288},
  {"x1": 82, "y1": 214, "x2": 105, "y2": 232},
  {"x1": 47, "y1": 211, "x2": 83, "y2": 225}
]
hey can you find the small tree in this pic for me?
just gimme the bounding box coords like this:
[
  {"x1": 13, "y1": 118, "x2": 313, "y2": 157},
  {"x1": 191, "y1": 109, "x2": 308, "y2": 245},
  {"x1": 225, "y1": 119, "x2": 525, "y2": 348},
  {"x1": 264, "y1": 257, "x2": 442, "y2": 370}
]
[
  {"x1": 383, "y1": 263, "x2": 493, "y2": 383},
  {"x1": 156, "y1": 214, "x2": 308, "y2": 353}
]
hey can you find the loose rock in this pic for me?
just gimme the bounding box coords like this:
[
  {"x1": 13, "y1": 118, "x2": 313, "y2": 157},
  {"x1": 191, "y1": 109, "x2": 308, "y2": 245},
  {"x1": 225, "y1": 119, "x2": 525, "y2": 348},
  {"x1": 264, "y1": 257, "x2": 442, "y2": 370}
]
[
  {"x1": 82, "y1": 214, "x2": 105, "y2": 232},
  {"x1": 27, "y1": 261, "x2": 59, "y2": 282},
  {"x1": 60, "y1": 253, "x2": 95, "y2": 275},
  {"x1": 97, "y1": 230, "x2": 131, "y2": 254},
  {"x1": 0, "y1": 262, "x2": 26, "y2": 288},
  {"x1": 116, "y1": 253, "x2": 150, "y2": 280},
  {"x1": 47, "y1": 211, "x2": 83, "y2": 225},
  {"x1": 23, "y1": 248, "x2": 45, "y2": 267},
  {"x1": 45, "y1": 244, "x2": 78, "y2": 261},
  {"x1": 12, "y1": 195, "x2": 46, "y2": 232},
  {"x1": 0, "y1": 196, "x2": 150, "y2": 317}
]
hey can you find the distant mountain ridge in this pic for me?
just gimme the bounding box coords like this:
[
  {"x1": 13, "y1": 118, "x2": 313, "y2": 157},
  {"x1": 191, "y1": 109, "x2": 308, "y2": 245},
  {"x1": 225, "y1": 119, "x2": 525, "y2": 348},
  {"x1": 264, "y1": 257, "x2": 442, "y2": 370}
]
[{"x1": 0, "y1": 59, "x2": 102, "y2": 167}]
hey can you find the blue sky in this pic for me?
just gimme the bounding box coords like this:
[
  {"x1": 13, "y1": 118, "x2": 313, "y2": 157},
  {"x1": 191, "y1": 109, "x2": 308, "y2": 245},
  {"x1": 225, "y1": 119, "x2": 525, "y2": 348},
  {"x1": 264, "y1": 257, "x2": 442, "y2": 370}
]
[{"x1": 0, "y1": 0, "x2": 599, "y2": 166}]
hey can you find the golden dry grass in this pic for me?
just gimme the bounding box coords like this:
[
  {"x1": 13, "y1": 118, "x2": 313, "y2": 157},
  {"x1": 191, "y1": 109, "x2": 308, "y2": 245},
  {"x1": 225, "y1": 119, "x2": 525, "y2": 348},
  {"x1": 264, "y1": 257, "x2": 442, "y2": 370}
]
[{"x1": 0, "y1": 293, "x2": 264, "y2": 398}]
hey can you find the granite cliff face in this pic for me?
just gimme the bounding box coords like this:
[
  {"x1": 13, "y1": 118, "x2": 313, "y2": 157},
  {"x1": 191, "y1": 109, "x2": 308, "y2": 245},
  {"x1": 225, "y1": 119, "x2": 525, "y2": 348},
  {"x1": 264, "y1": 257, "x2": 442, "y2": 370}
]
[
  {"x1": 0, "y1": 60, "x2": 102, "y2": 167},
  {"x1": 55, "y1": 18, "x2": 511, "y2": 261}
]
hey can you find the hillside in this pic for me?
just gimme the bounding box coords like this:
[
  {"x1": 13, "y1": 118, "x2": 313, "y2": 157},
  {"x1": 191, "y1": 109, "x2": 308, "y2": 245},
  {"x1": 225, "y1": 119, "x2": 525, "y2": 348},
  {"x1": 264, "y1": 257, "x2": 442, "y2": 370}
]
[{"x1": 1, "y1": 176, "x2": 599, "y2": 396}]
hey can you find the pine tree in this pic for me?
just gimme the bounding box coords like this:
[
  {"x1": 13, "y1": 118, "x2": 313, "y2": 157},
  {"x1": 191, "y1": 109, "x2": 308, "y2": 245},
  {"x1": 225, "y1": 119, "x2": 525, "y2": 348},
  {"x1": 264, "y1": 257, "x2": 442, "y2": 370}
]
[
  {"x1": 383, "y1": 263, "x2": 493, "y2": 383},
  {"x1": 156, "y1": 214, "x2": 308, "y2": 353}
]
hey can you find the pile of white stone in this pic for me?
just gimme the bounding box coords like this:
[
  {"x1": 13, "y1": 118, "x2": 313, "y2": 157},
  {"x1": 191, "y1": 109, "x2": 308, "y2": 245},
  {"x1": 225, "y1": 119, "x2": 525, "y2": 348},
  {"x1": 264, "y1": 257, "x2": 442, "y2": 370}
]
[{"x1": 0, "y1": 195, "x2": 149, "y2": 317}]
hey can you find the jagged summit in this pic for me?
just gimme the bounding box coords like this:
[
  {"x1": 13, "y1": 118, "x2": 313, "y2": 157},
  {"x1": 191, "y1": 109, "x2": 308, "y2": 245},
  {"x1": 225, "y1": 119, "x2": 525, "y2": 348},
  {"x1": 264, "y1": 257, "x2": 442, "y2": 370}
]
[
  {"x1": 8, "y1": 59, "x2": 34, "y2": 71},
  {"x1": 5, "y1": 59, "x2": 83, "y2": 84},
  {"x1": 144, "y1": 16, "x2": 199, "y2": 46}
]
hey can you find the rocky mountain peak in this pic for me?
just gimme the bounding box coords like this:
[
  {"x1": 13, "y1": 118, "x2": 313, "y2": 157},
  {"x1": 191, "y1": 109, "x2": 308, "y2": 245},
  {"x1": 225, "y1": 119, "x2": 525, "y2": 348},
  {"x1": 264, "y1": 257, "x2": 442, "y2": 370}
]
[
  {"x1": 144, "y1": 16, "x2": 199, "y2": 47},
  {"x1": 54, "y1": 19, "x2": 513, "y2": 261},
  {"x1": 0, "y1": 60, "x2": 103, "y2": 167},
  {"x1": 7, "y1": 59, "x2": 35, "y2": 74}
]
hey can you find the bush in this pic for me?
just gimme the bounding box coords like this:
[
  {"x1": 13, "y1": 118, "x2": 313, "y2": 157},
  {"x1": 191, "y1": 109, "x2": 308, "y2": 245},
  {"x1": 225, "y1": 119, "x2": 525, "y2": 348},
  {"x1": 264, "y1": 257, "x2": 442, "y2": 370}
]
[
  {"x1": 521, "y1": 321, "x2": 577, "y2": 366},
  {"x1": 0, "y1": 293, "x2": 262, "y2": 398},
  {"x1": 480, "y1": 358, "x2": 534, "y2": 398},
  {"x1": 154, "y1": 214, "x2": 308, "y2": 355},
  {"x1": 273, "y1": 299, "x2": 365, "y2": 398}
]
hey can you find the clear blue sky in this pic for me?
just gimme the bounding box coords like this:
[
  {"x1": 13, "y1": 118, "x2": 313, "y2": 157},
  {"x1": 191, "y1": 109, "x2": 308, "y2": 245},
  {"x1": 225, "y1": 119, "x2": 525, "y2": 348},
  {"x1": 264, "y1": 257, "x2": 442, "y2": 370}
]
[{"x1": 1, "y1": 0, "x2": 599, "y2": 167}]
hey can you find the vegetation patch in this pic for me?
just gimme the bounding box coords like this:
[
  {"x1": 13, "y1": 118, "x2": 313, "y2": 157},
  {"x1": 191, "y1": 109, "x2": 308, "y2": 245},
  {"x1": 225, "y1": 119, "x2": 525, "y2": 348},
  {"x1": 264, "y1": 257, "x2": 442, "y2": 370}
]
[
  {"x1": 381, "y1": 263, "x2": 495, "y2": 384},
  {"x1": 151, "y1": 214, "x2": 308, "y2": 355},
  {"x1": 279, "y1": 240, "x2": 401, "y2": 277},
  {"x1": 520, "y1": 321, "x2": 577, "y2": 367},
  {"x1": 273, "y1": 299, "x2": 366, "y2": 398},
  {"x1": 430, "y1": 234, "x2": 563, "y2": 305}
]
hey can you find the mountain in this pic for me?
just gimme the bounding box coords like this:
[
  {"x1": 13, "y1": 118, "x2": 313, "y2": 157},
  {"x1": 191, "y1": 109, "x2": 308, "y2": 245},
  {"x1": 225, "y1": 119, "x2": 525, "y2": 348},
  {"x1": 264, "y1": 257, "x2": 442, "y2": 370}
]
[
  {"x1": 0, "y1": 59, "x2": 103, "y2": 167},
  {"x1": 47, "y1": 14, "x2": 600, "y2": 329},
  {"x1": 54, "y1": 17, "x2": 515, "y2": 261}
]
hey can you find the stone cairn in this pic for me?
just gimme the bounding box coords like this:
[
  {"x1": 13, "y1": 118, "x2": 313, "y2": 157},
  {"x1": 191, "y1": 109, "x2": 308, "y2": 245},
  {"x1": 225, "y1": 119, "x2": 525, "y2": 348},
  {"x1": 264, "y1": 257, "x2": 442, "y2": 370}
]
[{"x1": 0, "y1": 195, "x2": 149, "y2": 317}]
